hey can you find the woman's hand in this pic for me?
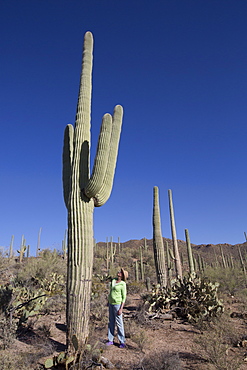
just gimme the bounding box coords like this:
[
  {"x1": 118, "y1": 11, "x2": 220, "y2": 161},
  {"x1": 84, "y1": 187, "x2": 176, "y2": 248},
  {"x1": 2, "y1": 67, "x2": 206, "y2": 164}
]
[{"x1": 117, "y1": 308, "x2": 123, "y2": 315}]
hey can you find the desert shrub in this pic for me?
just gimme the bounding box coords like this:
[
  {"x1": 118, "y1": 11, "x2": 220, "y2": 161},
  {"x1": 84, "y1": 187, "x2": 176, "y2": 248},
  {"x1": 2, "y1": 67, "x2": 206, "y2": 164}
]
[
  {"x1": 0, "y1": 271, "x2": 65, "y2": 330},
  {"x1": 41, "y1": 294, "x2": 66, "y2": 315},
  {"x1": 91, "y1": 275, "x2": 109, "y2": 298},
  {"x1": 194, "y1": 314, "x2": 244, "y2": 370},
  {"x1": 0, "y1": 344, "x2": 51, "y2": 370},
  {"x1": 36, "y1": 323, "x2": 51, "y2": 338},
  {"x1": 203, "y1": 266, "x2": 247, "y2": 297},
  {"x1": 0, "y1": 314, "x2": 16, "y2": 349},
  {"x1": 0, "y1": 351, "x2": 31, "y2": 370},
  {"x1": 143, "y1": 274, "x2": 223, "y2": 323},
  {"x1": 124, "y1": 319, "x2": 139, "y2": 339},
  {"x1": 90, "y1": 292, "x2": 108, "y2": 326},
  {"x1": 133, "y1": 303, "x2": 150, "y2": 326},
  {"x1": 131, "y1": 328, "x2": 149, "y2": 352},
  {"x1": 0, "y1": 285, "x2": 12, "y2": 313},
  {"x1": 136, "y1": 350, "x2": 182, "y2": 370},
  {"x1": 13, "y1": 249, "x2": 66, "y2": 288},
  {"x1": 92, "y1": 257, "x2": 106, "y2": 274},
  {"x1": 127, "y1": 281, "x2": 146, "y2": 294}
]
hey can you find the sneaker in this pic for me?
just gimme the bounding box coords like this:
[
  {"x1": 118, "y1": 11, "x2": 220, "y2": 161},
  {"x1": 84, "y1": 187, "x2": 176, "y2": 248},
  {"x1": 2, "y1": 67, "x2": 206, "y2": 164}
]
[
  {"x1": 106, "y1": 341, "x2": 113, "y2": 346},
  {"x1": 119, "y1": 343, "x2": 125, "y2": 348}
]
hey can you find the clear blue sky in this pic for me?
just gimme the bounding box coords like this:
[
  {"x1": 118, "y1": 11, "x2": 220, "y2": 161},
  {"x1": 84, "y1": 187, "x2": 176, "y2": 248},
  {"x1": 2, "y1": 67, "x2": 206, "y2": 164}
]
[{"x1": 1, "y1": 0, "x2": 247, "y2": 255}]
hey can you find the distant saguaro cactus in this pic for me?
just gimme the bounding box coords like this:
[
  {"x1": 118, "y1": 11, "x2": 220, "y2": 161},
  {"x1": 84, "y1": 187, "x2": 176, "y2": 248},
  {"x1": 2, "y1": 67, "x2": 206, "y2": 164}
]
[
  {"x1": 153, "y1": 186, "x2": 167, "y2": 287},
  {"x1": 140, "y1": 246, "x2": 144, "y2": 281},
  {"x1": 104, "y1": 237, "x2": 110, "y2": 272},
  {"x1": 36, "y1": 227, "x2": 42, "y2": 257},
  {"x1": 62, "y1": 229, "x2": 68, "y2": 259},
  {"x1": 62, "y1": 32, "x2": 123, "y2": 352},
  {"x1": 17, "y1": 235, "x2": 26, "y2": 263},
  {"x1": 8, "y1": 235, "x2": 14, "y2": 259}
]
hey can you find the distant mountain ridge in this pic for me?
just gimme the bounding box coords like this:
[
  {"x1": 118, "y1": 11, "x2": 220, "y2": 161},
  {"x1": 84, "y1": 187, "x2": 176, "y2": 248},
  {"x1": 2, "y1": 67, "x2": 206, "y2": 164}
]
[{"x1": 97, "y1": 238, "x2": 247, "y2": 266}]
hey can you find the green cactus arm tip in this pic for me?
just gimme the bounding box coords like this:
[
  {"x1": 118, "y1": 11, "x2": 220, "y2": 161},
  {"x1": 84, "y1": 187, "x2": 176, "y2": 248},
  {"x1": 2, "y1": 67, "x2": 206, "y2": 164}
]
[
  {"x1": 84, "y1": 113, "x2": 112, "y2": 198},
  {"x1": 93, "y1": 104, "x2": 123, "y2": 207}
]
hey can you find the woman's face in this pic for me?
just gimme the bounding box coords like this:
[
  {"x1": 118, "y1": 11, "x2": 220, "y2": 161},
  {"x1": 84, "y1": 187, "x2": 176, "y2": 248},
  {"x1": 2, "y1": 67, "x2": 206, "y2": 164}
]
[{"x1": 117, "y1": 270, "x2": 123, "y2": 279}]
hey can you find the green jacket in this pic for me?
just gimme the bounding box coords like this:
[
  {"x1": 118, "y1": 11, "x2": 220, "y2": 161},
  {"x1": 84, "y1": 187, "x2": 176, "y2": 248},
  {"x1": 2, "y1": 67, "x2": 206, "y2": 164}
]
[{"x1": 108, "y1": 278, "x2": 127, "y2": 305}]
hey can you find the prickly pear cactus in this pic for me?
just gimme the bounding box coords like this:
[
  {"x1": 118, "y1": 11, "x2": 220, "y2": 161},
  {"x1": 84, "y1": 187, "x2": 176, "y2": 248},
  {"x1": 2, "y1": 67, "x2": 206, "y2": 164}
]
[
  {"x1": 145, "y1": 274, "x2": 223, "y2": 323},
  {"x1": 62, "y1": 32, "x2": 123, "y2": 352}
]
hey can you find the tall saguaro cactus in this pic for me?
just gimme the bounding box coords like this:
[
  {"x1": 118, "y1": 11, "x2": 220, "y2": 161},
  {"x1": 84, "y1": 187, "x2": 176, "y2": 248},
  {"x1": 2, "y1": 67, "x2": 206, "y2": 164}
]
[
  {"x1": 153, "y1": 186, "x2": 167, "y2": 287},
  {"x1": 185, "y1": 228, "x2": 195, "y2": 275},
  {"x1": 168, "y1": 189, "x2": 182, "y2": 278},
  {"x1": 62, "y1": 32, "x2": 123, "y2": 351}
]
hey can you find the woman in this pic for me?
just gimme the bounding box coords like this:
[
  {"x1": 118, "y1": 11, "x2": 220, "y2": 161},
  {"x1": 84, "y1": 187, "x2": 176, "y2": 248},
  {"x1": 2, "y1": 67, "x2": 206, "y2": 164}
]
[{"x1": 106, "y1": 268, "x2": 128, "y2": 348}]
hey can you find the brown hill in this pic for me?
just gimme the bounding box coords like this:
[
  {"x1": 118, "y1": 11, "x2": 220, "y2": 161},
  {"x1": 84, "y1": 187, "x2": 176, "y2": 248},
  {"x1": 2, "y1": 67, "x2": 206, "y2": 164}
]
[{"x1": 97, "y1": 238, "x2": 247, "y2": 270}]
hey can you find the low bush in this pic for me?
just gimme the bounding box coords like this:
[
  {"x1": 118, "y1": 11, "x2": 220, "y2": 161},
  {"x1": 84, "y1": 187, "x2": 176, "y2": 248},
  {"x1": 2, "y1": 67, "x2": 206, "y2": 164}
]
[
  {"x1": 194, "y1": 314, "x2": 244, "y2": 370},
  {"x1": 127, "y1": 281, "x2": 146, "y2": 295},
  {"x1": 131, "y1": 328, "x2": 149, "y2": 352},
  {"x1": 0, "y1": 314, "x2": 16, "y2": 349},
  {"x1": 203, "y1": 266, "x2": 247, "y2": 297},
  {"x1": 13, "y1": 249, "x2": 66, "y2": 288},
  {"x1": 137, "y1": 350, "x2": 182, "y2": 370}
]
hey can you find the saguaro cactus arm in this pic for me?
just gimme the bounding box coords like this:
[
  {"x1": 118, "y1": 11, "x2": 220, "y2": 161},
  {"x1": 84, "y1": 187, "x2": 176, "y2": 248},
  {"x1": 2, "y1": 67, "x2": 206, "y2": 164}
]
[
  {"x1": 84, "y1": 114, "x2": 112, "y2": 198},
  {"x1": 63, "y1": 124, "x2": 74, "y2": 208},
  {"x1": 89, "y1": 105, "x2": 123, "y2": 207}
]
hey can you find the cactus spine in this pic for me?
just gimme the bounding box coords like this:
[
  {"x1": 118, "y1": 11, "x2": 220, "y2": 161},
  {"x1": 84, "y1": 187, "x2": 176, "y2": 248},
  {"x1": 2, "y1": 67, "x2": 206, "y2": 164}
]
[
  {"x1": 152, "y1": 186, "x2": 167, "y2": 287},
  {"x1": 168, "y1": 189, "x2": 182, "y2": 278},
  {"x1": 62, "y1": 32, "x2": 123, "y2": 351}
]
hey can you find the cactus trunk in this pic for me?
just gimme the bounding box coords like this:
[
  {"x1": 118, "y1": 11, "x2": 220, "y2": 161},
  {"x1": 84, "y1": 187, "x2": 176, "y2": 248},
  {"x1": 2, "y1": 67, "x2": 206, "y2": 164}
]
[
  {"x1": 152, "y1": 186, "x2": 167, "y2": 287},
  {"x1": 63, "y1": 32, "x2": 123, "y2": 352}
]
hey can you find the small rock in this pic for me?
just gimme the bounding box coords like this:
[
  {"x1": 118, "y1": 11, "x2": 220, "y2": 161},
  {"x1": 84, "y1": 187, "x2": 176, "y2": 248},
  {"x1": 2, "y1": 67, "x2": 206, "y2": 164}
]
[
  {"x1": 100, "y1": 356, "x2": 115, "y2": 369},
  {"x1": 240, "y1": 340, "x2": 247, "y2": 348}
]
